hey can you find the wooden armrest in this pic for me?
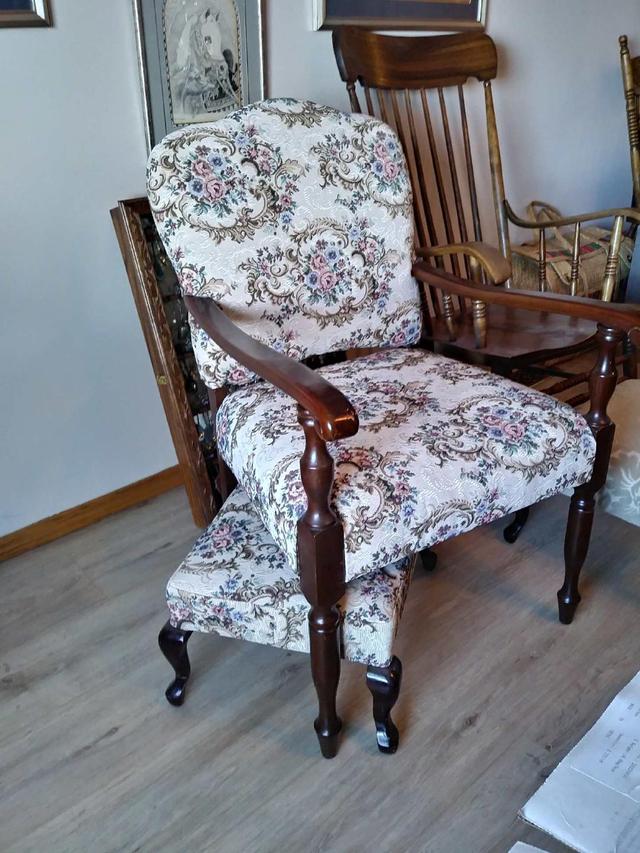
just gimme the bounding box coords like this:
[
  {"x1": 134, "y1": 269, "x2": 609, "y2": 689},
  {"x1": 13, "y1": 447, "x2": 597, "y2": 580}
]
[
  {"x1": 416, "y1": 242, "x2": 511, "y2": 285},
  {"x1": 505, "y1": 199, "x2": 640, "y2": 229},
  {"x1": 412, "y1": 261, "x2": 640, "y2": 338},
  {"x1": 184, "y1": 296, "x2": 359, "y2": 442}
]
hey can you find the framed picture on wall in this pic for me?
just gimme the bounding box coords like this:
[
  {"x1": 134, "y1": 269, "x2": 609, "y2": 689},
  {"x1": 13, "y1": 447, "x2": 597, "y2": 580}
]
[
  {"x1": 133, "y1": 0, "x2": 265, "y2": 150},
  {"x1": 312, "y1": 0, "x2": 486, "y2": 31},
  {"x1": 0, "y1": 0, "x2": 52, "y2": 27}
]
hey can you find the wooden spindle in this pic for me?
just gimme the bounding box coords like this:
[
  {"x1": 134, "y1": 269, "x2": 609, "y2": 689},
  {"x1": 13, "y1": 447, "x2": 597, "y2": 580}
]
[
  {"x1": 441, "y1": 292, "x2": 457, "y2": 341},
  {"x1": 620, "y1": 36, "x2": 640, "y2": 208},
  {"x1": 569, "y1": 221, "x2": 581, "y2": 296},
  {"x1": 389, "y1": 89, "x2": 403, "y2": 133},
  {"x1": 376, "y1": 88, "x2": 391, "y2": 126},
  {"x1": 438, "y1": 88, "x2": 469, "y2": 264},
  {"x1": 458, "y1": 86, "x2": 483, "y2": 242},
  {"x1": 538, "y1": 227, "x2": 547, "y2": 292},
  {"x1": 403, "y1": 89, "x2": 438, "y2": 249},
  {"x1": 469, "y1": 256, "x2": 487, "y2": 348},
  {"x1": 601, "y1": 215, "x2": 624, "y2": 302},
  {"x1": 363, "y1": 85, "x2": 375, "y2": 116},
  {"x1": 346, "y1": 82, "x2": 361, "y2": 113},
  {"x1": 484, "y1": 81, "x2": 512, "y2": 282},
  {"x1": 420, "y1": 88, "x2": 462, "y2": 278}
]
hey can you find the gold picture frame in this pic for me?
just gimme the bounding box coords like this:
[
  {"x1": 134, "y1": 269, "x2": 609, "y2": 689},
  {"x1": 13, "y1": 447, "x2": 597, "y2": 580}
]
[{"x1": 312, "y1": 0, "x2": 486, "y2": 31}]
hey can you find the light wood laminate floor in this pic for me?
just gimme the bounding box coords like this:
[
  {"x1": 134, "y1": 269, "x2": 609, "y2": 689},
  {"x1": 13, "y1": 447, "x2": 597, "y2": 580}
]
[{"x1": 2, "y1": 487, "x2": 639, "y2": 853}]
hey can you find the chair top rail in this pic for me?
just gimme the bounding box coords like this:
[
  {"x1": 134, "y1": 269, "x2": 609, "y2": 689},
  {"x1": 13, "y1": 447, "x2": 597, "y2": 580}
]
[{"x1": 333, "y1": 28, "x2": 498, "y2": 90}]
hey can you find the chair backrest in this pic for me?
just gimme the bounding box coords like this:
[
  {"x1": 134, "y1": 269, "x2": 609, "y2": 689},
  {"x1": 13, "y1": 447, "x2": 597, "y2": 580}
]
[
  {"x1": 620, "y1": 35, "x2": 640, "y2": 210},
  {"x1": 333, "y1": 28, "x2": 506, "y2": 321},
  {"x1": 147, "y1": 98, "x2": 422, "y2": 388}
]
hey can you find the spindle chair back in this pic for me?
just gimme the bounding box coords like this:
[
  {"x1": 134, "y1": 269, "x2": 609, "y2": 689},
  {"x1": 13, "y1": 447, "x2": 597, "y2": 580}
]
[
  {"x1": 333, "y1": 29, "x2": 640, "y2": 373},
  {"x1": 620, "y1": 35, "x2": 640, "y2": 220}
]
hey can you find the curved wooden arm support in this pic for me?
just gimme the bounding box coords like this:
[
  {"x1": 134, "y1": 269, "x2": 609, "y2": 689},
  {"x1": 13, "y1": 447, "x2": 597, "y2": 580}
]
[
  {"x1": 411, "y1": 262, "x2": 640, "y2": 341},
  {"x1": 417, "y1": 241, "x2": 511, "y2": 285},
  {"x1": 184, "y1": 302, "x2": 353, "y2": 756},
  {"x1": 504, "y1": 199, "x2": 640, "y2": 229},
  {"x1": 184, "y1": 296, "x2": 359, "y2": 442}
]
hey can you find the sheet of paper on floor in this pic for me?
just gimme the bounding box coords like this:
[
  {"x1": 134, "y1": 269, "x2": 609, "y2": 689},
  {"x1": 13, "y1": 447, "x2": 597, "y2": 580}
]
[
  {"x1": 509, "y1": 842, "x2": 550, "y2": 852},
  {"x1": 521, "y1": 670, "x2": 640, "y2": 853}
]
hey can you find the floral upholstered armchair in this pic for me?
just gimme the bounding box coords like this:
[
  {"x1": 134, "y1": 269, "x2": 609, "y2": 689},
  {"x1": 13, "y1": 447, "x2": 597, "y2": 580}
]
[{"x1": 148, "y1": 98, "x2": 640, "y2": 758}]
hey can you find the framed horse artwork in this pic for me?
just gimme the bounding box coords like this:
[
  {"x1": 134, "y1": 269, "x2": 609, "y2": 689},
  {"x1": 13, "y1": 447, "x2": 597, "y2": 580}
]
[{"x1": 133, "y1": 0, "x2": 265, "y2": 149}]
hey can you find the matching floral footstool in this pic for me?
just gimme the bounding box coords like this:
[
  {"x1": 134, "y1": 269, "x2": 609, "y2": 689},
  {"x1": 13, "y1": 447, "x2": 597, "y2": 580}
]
[{"x1": 158, "y1": 487, "x2": 415, "y2": 754}]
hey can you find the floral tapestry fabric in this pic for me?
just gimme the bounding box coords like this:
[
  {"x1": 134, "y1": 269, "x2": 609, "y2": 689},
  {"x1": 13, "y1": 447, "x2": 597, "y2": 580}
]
[
  {"x1": 167, "y1": 488, "x2": 414, "y2": 667},
  {"x1": 217, "y1": 348, "x2": 597, "y2": 583},
  {"x1": 597, "y1": 380, "x2": 640, "y2": 527},
  {"x1": 147, "y1": 98, "x2": 422, "y2": 387}
]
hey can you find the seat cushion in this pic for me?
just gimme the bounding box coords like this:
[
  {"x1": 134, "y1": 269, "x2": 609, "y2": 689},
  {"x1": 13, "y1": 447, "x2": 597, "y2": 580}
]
[
  {"x1": 217, "y1": 348, "x2": 596, "y2": 583},
  {"x1": 167, "y1": 488, "x2": 414, "y2": 667},
  {"x1": 598, "y1": 379, "x2": 640, "y2": 526}
]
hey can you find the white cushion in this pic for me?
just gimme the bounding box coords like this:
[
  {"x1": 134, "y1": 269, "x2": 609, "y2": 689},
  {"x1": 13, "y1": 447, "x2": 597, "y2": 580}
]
[
  {"x1": 217, "y1": 348, "x2": 596, "y2": 583},
  {"x1": 167, "y1": 488, "x2": 414, "y2": 667}
]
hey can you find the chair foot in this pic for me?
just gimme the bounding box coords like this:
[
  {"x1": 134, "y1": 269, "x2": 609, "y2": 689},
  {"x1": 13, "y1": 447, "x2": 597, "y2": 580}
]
[
  {"x1": 503, "y1": 507, "x2": 530, "y2": 543},
  {"x1": 309, "y1": 604, "x2": 343, "y2": 759},
  {"x1": 420, "y1": 547, "x2": 438, "y2": 571},
  {"x1": 366, "y1": 656, "x2": 402, "y2": 754},
  {"x1": 158, "y1": 620, "x2": 192, "y2": 706},
  {"x1": 314, "y1": 721, "x2": 342, "y2": 759},
  {"x1": 557, "y1": 590, "x2": 581, "y2": 625}
]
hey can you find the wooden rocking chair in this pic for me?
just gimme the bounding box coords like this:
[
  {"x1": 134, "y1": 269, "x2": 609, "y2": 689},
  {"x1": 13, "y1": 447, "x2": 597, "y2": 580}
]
[{"x1": 333, "y1": 28, "x2": 640, "y2": 384}]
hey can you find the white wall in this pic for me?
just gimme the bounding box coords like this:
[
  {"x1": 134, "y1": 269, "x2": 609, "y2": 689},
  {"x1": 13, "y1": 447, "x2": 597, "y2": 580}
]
[
  {"x1": 267, "y1": 0, "x2": 638, "y2": 234},
  {"x1": 1, "y1": 0, "x2": 637, "y2": 536},
  {"x1": 0, "y1": 0, "x2": 176, "y2": 536}
]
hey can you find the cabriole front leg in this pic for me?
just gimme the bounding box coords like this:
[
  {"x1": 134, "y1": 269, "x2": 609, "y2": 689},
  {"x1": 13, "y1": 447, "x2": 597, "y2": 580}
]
[
  {"x1": 158, "y1": 620, "x2": 192, "y2": 706},
  {"x1": 366, "y1": 656, "x2": 402, "y2": 754},
  {"x1": 503, "y1": 506, "x2": 530, "y2": 544}
]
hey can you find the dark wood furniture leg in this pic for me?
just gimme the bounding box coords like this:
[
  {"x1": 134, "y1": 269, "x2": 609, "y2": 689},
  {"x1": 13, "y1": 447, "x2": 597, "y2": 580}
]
[
  {"x1": 158, "y1": 620, "x2": 192, "y2": 706},
  {"x1": 623, "y1": 335, "x2": 637, "y2": 378},
  {"x1": 557, "y1": 324, "x2": 622, "y2": 624},
  {"x1": 419, "y1": 547, "x2": 438, "y2": 571},
  {"x1": 308, "y1": 606, "x2": 342, "y2": 758},
  {"x1": 503, "y1": 507, "x2": 530, "y2": 543},
  {"x1": 559, "y1": 489, "x2": 594, "y2": 624},
  {"x1": 366, "y1": 655, "x2": 402, "y2": 754},
  {"x1": 297, "y1": 407, "x2": 346, "y2": 759}
]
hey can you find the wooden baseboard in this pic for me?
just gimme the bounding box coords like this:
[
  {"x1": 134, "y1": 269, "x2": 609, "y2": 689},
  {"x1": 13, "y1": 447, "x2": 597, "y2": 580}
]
[{"x1": 0, "y1": 466, "x2": 183, "y2": 563}]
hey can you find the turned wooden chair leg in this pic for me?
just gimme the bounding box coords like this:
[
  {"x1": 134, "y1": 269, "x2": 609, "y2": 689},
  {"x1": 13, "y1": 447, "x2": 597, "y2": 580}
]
[
  {"x1": 558, "y1": 491, "x2": 596, "y2": 624},
  {"x1": 366, "y1": 655, "x2": 402, "y2": 754},
  {"x1": 503, "y1": 506, "x2": 530, "y2": 544},
  {"x1": 309, "y1": 605, "x2": 342, "y2": 759},
  {"x1": 158, "y1": 620, "x2": 192, "y2": 706},
  {"x1": 419, "y1": 547, "x2": 438, "y2": 571},
  {"x1": 623, "y1": 335, "x2": 637, "y2": 379}
]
